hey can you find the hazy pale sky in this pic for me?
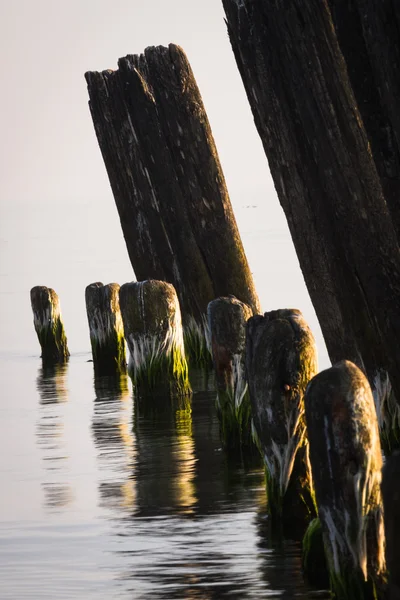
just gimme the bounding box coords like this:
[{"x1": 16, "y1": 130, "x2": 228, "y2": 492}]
[{"x1": 0, "y1": 0, "x2": 328, "y2": 365}]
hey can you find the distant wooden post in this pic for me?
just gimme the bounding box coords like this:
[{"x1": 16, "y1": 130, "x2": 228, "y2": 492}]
[
  {"x1": 208, "y1": 296, "x2": 255, "y2": 456},
  {"x1": 85, "y1": 44, "x2": 260, "y2": 363},
  {"x1": 85, "y1": 282, "x2": 126, "y2": 375},
  {"x1": 222, "y1": 0, "x2": 400, "y2": 411},
  {"x1": 119, "y1": 280, "x2": 191, "y2": 397},
  {"x1": 246, "y1": 309, "x2": 317, "y2": 521},
  {"x1": 305, "y1": 361, "x2": 385, "y2": 599},
  {"x1": 382, "y1": 451, "x2": 400, "y2": 600},
  {"x1": 30, "y1": 286, "x2": 69, "y2": 363}
]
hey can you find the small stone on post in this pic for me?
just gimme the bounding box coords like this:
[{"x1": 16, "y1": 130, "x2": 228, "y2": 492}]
[
  {"x1": 119, "y1": 280, "x2": 191, "y2": 397},
  {"x1": 208, "y1": 296, "x2": 255, "y2": 456},
  {"x1": 30, "y1": 286, "x2": 69, "y2": 363},
  {"x1": 85, "y1": 282, "x2": 126, "y2": 375},
  {"x1": 246, "y1": 309, "x2": 318, "y2": 521},
  {"x1": 382, "y1": 451, "x2": 400, "y2": 600},
  {"x1": 305, "y1": 360, "x2": 385, "y2": 600}
]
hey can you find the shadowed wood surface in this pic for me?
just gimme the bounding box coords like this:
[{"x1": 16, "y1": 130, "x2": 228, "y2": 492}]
[
  {"x1": 222, "y1": 0, "x2": 400, "y2": 407},
  {"x1": 382, "y1": 451, "x2": 400, "y2": 600},
  {"x1": 85, "y1": 44, "x2": 260, "y2": 334}
]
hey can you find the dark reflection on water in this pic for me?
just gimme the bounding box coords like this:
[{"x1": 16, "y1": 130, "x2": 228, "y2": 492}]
[
  {"x1": 92, "y1": 373, "x2": 136, "y2": 513},
  {"x1": 89, "y1": 368, "x2": 328, "y2": 599},
  {"x1": 36, "y1": 362, "x2": 73, "y2": 510}
]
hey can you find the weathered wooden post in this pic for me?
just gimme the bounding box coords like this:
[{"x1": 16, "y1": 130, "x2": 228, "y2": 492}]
[
  {"x1": 85, "y1": 282, "x2": 126, "y2": 375},
  {"x1": 30, "y1": 286, "x2": 69, "y2": 363},
  {"x1": 119, "y1": 280, "x2": 191, "y2": 397},
  {"x1": 208, "y1": 296, "x2": 255, "y2": 457},
  {"x1": 245, "y1": 309, "x2": 317, "y2": 521},
  {"x1": 305, "y1": 360, "x2": 385, "y2": 599},
  {"x1": 85, "y1": 44, "x2": 260, "y2": 363},
  {"x1": 222, "y1": 0, "x2": 400, "y2": 411},
  {"x1": 382, "y1": 451, "x2": 400, "y2": 600},
  {"x1": 327, "y1": 0, "x2": 400, "y2": 240}
]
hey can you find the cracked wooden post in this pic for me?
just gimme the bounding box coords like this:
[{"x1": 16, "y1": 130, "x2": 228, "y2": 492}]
[
  {"x1": 119, "y1": 280, "x2": 191, "y2": 398},
  {"x1": 30, "y1": 286, "x2": 69, "y2": 363},
  {"x1": 85, "y1": 282, "x2": 126, "y2": 375},
  {"x1": 245, "y1": 309, "x2": 317, "y2": 522},
  {"x1": 305, "y1": 360, "x2": 385, "y2": 600},
  {"x1": 222, "y1": 0, "x2": 400, "y2": 415},
  {"x1": 207, "y1": 296, "x2": 255, "y2": 457},
  {"x1": 85, "y1": 44, "x2": 260, "y2": 364},
  {"x1": 382, "y1": 451, "x2": 400, "y2": 600}
]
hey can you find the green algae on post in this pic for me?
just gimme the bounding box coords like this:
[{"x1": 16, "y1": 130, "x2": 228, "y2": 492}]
[
  {"x1": 183, "y1": 315, "x2": 212, "y2": 369},
  {"x1": 119, "y1": 280, "x2": 191, "y2": 397},
  {"x1": 30, "y1": 286, "x2": 69, "y2": 363},
  {"x1": 208, "y1": 296, "x2": 256, "y2": 458},
  {"x1": 85, "y1": 282, "x2": 126, "y2": 376},
  {"x1": 246, "y1": 309, "x2": 318, "y2": 522},
  {"x1": 305, "y1": 360, "x2": 385, "y2": 600}
]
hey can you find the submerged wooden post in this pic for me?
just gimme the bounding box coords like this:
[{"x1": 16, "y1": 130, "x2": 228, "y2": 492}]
[
  {"x1": 245, "y1": 309, "x2": 317, "y2": 521},
  {"x1": 305, "y1": 360, "x2": 385, "y2": 599},
  {"x1": 119, "y1": 280, "x2": 191, "y2": 397},
  {"x1": 85, "y1": 282, "x2": 126, "y2": 375},
  {"x1": 30, "y1": 286, "x2": 69, "y2": 363},
  {"x1": 222, "y1": 0, "x2": 400, "y2": 410},
  {"x1": 85, "y1": 44, "x2": 260, "y2": 363},
  {"x1": 207, "y1": 296, "x2": 255, "y2": 456},
  {"x1": 382, "y1": 451, "x2": 400, "y2": 600}
]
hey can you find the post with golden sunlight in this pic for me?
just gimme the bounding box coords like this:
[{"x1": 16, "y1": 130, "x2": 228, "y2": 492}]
[
  {"x1": 245, "y1": 309, "x2": 317, "y2": 523},
  {"x1": 119, "y1": 280, "x2": 191, "y2": 398},
  {"x1": 85, "y1": 43, "x2": 260, "y2": 365},
  {"x1": 30, "y1": 286, "x2": 69, "y2": 363},
  {"x1": 207, "y1": 295, "x2": 256, "y2": 459},
  {"x1": 381, "y1": 451, "x2": 400, "y2": 600},
  {"x1": 85, "y1": 282, "x2": 126, "y2": 376},
  {"x1": 304, "y1": 361, "x2": 385, "y2": 600}
]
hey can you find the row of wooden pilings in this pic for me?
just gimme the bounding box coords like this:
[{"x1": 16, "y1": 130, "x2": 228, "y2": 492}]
[{"x1": 31, "y1": 281, "x2": 399, "y2": 599}]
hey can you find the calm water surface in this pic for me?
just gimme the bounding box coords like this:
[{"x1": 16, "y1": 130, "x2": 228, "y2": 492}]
[{"x1": 0, "y1": 353, "x2": 329, "y2": 599}]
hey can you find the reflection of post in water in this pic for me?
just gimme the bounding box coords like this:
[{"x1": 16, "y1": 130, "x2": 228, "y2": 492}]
[
  {"x1": 36, "y1": 362, "x2": 73, "y2": 510},
  {"x1": 92, "y1": 373, "x2": 136, "y2": 512},
  {"x1": 134, "y1": 393, "x2": 196, "y2": 516}
]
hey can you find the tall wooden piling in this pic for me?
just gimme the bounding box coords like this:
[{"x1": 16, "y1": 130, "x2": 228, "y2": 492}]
[
  {"x1": 207, "y1": 296, "x2": 254, "y2": 456},
  {"x1": 245, "y1": 309, "x2": 317, "y2": 521},
  {"x1": 328, "y1": 0, "x2": 400, "y2": 240},
  {"x1": 382, "y1": 451, "x2": 400, "y2": 600},
  {"x1": 222, "y1": 0, "x2": 400, "y2": 409},
  {"x1": 85, "y1": 282, "x2": 126, "y2": 375},
  {"x1": 85, "y1": 44, "x2": 260, "y2": 361},
  {"x1": 30, "y1": 286, "x2": 69, "y2": 363},
  {"x1": 305, "y1": 361, "x2": 385, "y2": 599},
  {"x1": 119, "y1": 280, "x2": 191, "y2": 397}
]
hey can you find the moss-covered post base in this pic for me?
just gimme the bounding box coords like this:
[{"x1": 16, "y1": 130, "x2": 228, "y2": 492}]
[
  {"x1": 85, "y1": 282, "x2": 126, "y2": 376},
  {"x1": 382, "y1": 451, "x2": 400, "y2": 600},
  {"x1": 305, "y1": 360, "x2": 386, "y2": 600},
  {"x1": 208, "y1": 296, "x2": 256, "y2": 458},
  {"x1": 30, "y1": 286, "x2": 69, "y2": 363},
  {"x1": 119, "y1": 280, "x2": 191, "y2": 398},
  {"x1": 245, "y1": 309, "x2": 318, "y2": 522},
  {"x1": 302, "y1": 517, "x2": 329, "y2": 589}
]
